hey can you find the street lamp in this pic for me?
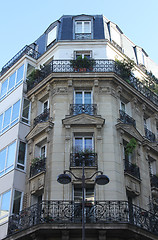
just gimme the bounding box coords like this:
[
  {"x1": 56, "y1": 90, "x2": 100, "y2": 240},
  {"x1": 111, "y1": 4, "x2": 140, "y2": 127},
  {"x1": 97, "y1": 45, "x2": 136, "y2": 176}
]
[{"x1": 57, "y1": 159, "x2": 109, "y2": 240}]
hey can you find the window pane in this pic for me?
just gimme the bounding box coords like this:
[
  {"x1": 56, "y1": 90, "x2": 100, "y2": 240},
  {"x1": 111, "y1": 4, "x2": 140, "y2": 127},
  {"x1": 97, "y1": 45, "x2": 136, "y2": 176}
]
[
  {"x1": 12, "y1": 191, "x2": 22, "y2": 214},
  {"x1": 0, "y1": 79, "x2": 8, "y2": 98},
  {"x1": 6, "y1": 141, "x2": 16, "y2": 168},
  {"x1": 17, "y1": 142, "x2": 26, "y2": 165},
  {"x1": 22, "y1": 99, "x2": 30, "y2": 123},
  {"x1": 16, "y1": 65, "x2": 24, "y2": 84},
  {"x1": 75, "y1": 138, "x2": 83, "y2": 152},
  {"x1": 1, "y1": 190, "x2": 11, "y2": 218},
  {"x1": 0, "y1": 114, "x2": 3, "y2": 132},
  {"x1": 3, "y1": 107, "x2": 11, "y2": 129},
  {"x1": 84, "y1": 92, "x2": 91, "y2": 104},
  {"x1": 8, "y1": 72, "x2": 16, "y2": 91},
  {"x1": 75, "y1": 92, "x2": 82, "y2": 104},
  {"x1": 84, "y1": 22, "x2": 91, "y2": 33},
  {"x1": 41, "y1": 146, "x2": 46, "y2": 158},
  {"x1": 47, "y1": 26, "x2": 57, "y2": 46},
  {"x1": 86, "y1": 187, "x2": 94, "y2": 201},
  {"x1": 76, "y1": 22, "x2": 82, "y2": 33},
  {"x1": 11, "y1": 100, "x2": 20, "y2": 124},
  {"x1": 84, "y1": 138, "x2": 92, "y2": 150},
  {"x1": 0, "y1": 148, "x2": 7, "y2": 172},
  {"x1": 74, "y1": 187, "x2": 82, "y2": 202}
]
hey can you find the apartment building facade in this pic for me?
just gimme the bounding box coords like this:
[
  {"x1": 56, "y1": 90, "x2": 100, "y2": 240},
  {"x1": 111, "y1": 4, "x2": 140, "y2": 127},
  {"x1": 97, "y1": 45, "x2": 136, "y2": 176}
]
[{"x1": 0, "y1": 14, "x2": 158, "y2": 240}]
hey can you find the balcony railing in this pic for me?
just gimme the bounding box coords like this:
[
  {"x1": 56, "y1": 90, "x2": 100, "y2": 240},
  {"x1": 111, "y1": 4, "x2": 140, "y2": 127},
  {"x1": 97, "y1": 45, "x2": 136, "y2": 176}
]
[
  {"x1": 1, "y1": 45, "x2": 41, "y2": 76},
  {"x1": 70, "y1": 153, "x2": 97, "y2": 167},
  {"x1": 70, "y1": 104, "x2": 97, "y2": 116},
  {"x1": 119, "y1": 110, "x2": 136, "y2": 127},
  {"x1": 144, "y1": 127, "x2": 156, "y2": 142},
  {"x1": 7, "y1": 200, "x2": 158, "y2": 236},
  {"x1": 151, "y1": 174, "x2": 158, "y2": 188},
  {"x1": 75, "y1": 33, "x2": 91, "y2": 40},
  {"x1": 124, "y1": 160, "x2": 140, "y2": 179},
  {"x1": 30, "y1": 157, "x2": 46, "y2": 178},
  {"x1": 26, "y1": 59, "x2": 158, "y2": 106},
  {"x1": 34, "y1": 108, "x2": 50, "y2": 126}
]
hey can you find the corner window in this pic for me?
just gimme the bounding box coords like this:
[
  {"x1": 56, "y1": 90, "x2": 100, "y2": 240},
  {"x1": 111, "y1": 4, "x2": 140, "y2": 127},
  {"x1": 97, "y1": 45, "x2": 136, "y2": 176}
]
[
  {"x1": 17, "y1": 141, "x2": 26, "y2": 170},
  {"x1": 75, "y1": 21, "x2": 91, "y2": 39},
  {"x1": 12, "y1": 190, "x2": 22, "y2": 214},
  {"x1": 0, "y1": 190, "x2": 11, "y2": 220},
  {"x1": 0, "y1": 141, "x2": 16, "y2": 176},
  {"x1": 22, "y1": 99, "x2": 30, "y2": 124}
]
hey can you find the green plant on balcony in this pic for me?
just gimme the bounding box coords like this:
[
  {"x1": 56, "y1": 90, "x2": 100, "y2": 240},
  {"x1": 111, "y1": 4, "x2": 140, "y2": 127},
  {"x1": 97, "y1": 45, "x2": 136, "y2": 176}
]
[
  {"x1": 115, "y1": 59, "x2": 135, "y2": 83},
  {"x1": 70, "y1": 55, "x2": 95, "y2": 72},
  {"x1": 74, "y1": 148, "x2": 93, "y2": 158},
  {"x1": 30, "y1": 157, "x2": 41, "y2": 167},
  {"x1": 125, "y1": 138, "x2": 137, "y2": 156},
  {"x1": 26, "y1": 69, "x2": 42, "y2": 89}
]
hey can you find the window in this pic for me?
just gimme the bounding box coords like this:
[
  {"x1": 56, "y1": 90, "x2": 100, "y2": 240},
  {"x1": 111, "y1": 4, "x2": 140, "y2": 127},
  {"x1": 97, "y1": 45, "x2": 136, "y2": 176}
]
[
  {"x1": 41, "y1": 145, "x2": 46, "y2": 159},
  {"x1": 74, "y1": 136, "x2": 93, "y2": 153},
  {"x1": 75, "y1": 51, "x2": 91, "y2": 59},
  {"x1": 75, "y1": 21, "x2": 91, "y2": 39},
  {"x1": 43, "y1": 100, "x2": 49, "y2": 112},
  {"x1": 149, "y1": 157, "x2": 157, "y2": 175},
  {"x1": 17, "y1": 141, "x2": 26, "y2": 170},
  {"x1": 0, "y1": 64, "x2": 24, "y2": 100},
  {"x1": 22, "y1": 99, "x2": 30, "y2": 124},
  {"x1": 0, "y1": 100, "x2": 21, "y2": 134},
  {"x1": 0, "y1": 141, "x2": 16, "y2": 176},
  {"x1": 0, "y1": 190, "x2": 11, "y2": 219},
  {"x1": 120, "y1": 101, "x2": 126, "y2": 112},
  {"x1": 74, "y1": 185, "x2": 94, "y2": 202},
  {"x1": 12, "y1": 190, "x2": 22, "y2": 214},
  {"x1": 75, "y1": 91, "x2": 92, "y2": 104},
  {"x1": 47, "y1": 26, "x2": 57, "y2": 46}
]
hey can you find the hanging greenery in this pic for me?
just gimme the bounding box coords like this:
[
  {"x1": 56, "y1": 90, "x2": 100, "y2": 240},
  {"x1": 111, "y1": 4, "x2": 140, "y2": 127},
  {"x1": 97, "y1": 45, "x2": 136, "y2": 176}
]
[
  {"x1": 125, "y1": 138, "x2": 137, "y2": 156},
  {"x1": 115, "y1": 59, "x2": 135, "y2": 82}
]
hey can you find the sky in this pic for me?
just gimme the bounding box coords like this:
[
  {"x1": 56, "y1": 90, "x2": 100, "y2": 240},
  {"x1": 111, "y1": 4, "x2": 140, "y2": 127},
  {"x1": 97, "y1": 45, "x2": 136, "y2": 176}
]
[{"x1": 0, "y1": 0, "x2": 158, "y2": 70}]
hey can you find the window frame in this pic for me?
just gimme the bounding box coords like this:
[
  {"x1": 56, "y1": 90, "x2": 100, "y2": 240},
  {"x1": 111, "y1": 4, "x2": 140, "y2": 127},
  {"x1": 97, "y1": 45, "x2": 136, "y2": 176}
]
[
  {"x1": 75, "y1": 21, "x2": 91, "y2": 34},
  {"x1": 74, "y1": 90, "x2": 93, "y2": 105},
  {"x1": 0, "y1": 189, "x2": 11, "y2": 220},
  {"x1": 11, "y1": 189, "x2": 23, "y2": 215},
  {"x1": 16, "y1": 141, "x2": 27, "y2": 171},
  {"x1": 73, "y1": 135, "x2": 94, "y2": 153},
  {"x1": 21, "y1": 98, "x2": 31, "y2": 124}
]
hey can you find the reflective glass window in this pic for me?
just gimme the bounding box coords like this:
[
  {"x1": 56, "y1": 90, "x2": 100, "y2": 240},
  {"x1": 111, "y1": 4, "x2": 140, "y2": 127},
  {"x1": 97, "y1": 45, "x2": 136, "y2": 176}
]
[
  {"x1": 17, "y1": 141, "x2": 26, "y2": 170},
  {"x1": 0, "y1": 190, "x2": 11, "y2": 218},
  {"x1": 0, "y1": 148, "x2": 6, "y2": 174},
  {"x1": 22, "y1": 99, "x2": 30, "y2": 123},
  {"x1": 12, "y1": 190, "x2": 22, "y2": 214},
  {"x1": 6, "y1": 142, "x2": 16, "y2": 169},
  {"x1": 0, "y1": 114, "x2": 3, "y2": 132},
  {"x1": 11, "y1": 100, "x2": 20, "y2": 125},
  {"x1": 3, "y1": 107, "x2": 11, "y2": 130},
  {"x1": 16, "y1": 64, "x2": 24, "y2": 84},
  {"x1": 0, "y1": 79, "x2": 8, "y2": 98},
  {"x1": 8, "y1": 72, "x2": 16, "y2": 92}
]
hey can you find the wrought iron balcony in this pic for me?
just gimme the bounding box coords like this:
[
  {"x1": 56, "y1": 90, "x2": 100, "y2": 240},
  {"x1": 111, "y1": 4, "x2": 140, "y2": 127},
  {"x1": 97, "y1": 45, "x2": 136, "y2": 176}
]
[
  {"x1": 124, "y1": 160, "x2": 140, "y2": 180},
  {"x1": 26, "y1": 59, "x2": 158, "y2": 106},
  {"x1": 151, "y1": 174, "x2": 158, "y2": 189},
  {"x1": 75, "y1": 33, "x2": 91, "y2": 40},
  {"x1": 34, "y1": 108, "x2": 50, "y2": 126},
  {"x1": 70, "y1": 104, "x2": 97, "y2": 116},
  {"x1": 30, "y1": 157, "x2": 46, "y2": 178},
  {"x1": 119, "y1": 110, "x2": 136, "y2": 127},
  {"x1": 7, "y1": 200, "x2": 158, "y2": 236},
  {"x1": 144, "y1": 127, "x2": 156, "y2": 142},
  {"x1": 1, "y1": 45, "x2": 41, "y2": 76},
  {"x1": 70, "y1": 153, "x2": 97, "y2": 167}
]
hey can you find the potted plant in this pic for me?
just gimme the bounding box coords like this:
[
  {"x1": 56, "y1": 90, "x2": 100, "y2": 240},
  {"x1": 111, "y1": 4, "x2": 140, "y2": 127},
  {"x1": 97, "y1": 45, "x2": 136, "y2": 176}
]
[
  {"x1": 115, "y1": 59, "x2": 135, "y2": 83},
  {"x1": 70, "y1": 55, "x2": 95, "y2": 72}
]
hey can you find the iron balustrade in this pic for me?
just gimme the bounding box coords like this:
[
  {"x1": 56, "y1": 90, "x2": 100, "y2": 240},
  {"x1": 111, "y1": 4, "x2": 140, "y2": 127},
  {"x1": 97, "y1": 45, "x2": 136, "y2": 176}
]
[
  {"x1": 70, "y1": 153, "x2": 97, "y2": 167},
  {"x1": 144, "y1": 127, "x2": 156, "y2": 142},
  {"x1": 1, "y1": 46, "x2": 41, "y2": 76},
  {"x1": 75, "y1": 33, "x2": 91, "y2": 40},
  {"x1": 70, "y1": 104, "x2": 97, "y2": 116},
  {"x1": 8, "y1": 200, "x2": 158, "y2": 236},
  {"x1": 30, "y1": 157, "x2": 46, "y2": 178},
  {"x1": 26, "y1": 59, "x2": 158, "y2": 106},
  {"x1": 119, "y1": 110, "x2": 136, "y2": 127},
  {"x1": 151, "y1": 175, "x2": 158, "y2": 188},
  {"x1": 124, "y1": 160, "x2": 140, "y2": 180},
  {"x1": 34, "y1": 108, "x2": 50, "y2": 126}
]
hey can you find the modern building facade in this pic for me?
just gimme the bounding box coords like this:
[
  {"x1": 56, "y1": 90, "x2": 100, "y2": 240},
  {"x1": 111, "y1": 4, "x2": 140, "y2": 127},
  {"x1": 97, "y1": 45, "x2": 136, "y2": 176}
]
[{"x1": 0, "y1": 14, "x2": 158, "y2": 240}]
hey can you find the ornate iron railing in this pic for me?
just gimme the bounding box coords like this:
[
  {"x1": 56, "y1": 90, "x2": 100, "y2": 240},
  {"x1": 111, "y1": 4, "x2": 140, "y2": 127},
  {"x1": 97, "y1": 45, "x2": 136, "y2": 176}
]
[
  {"x1": 8, "y1": 200, "x2": 158, "y2": 236},
  {"x1": 70, "y1": 104, "x2": 97, "y2": 116},
  {"x1": 119, "y1": 110, "x2": 136, "y2": 127},
  {"x1": 144, "y1": 127, "x2": 156, "y2": 142},
  {"x1": 70, "y1": 153, "x2": 97, "y2": 167},
  {"x1": 124, "y1": 160, "x2": 140, "y2": 179},
  {"x1": 151, "y1": 174, "x2": 158, "y2": 188},
  {"x1": 34, "y1": 108, "x2": 50, "y2": 126},
  {"x1": 30, "y1": 157, "x2": 46, "y2": 178},
  {"x1": 1, "y1": 45, "x2": 41, "y2": 76},
  {"x1": 26, "y1": 59, "x2": 158, "y2": 106},
  {"x1": 75, "y1": 33, "x2": 91, "y2": 40}
]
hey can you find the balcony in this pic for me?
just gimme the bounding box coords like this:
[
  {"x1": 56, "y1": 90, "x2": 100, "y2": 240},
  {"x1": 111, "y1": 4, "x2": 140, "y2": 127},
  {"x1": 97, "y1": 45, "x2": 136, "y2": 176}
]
[
  {"x1": 144, "y1": 127, "x2": 156, "y2": 142},
  {"x1": 119, "y1": 110, "x2": 136, "y2": 127},
  {"x1": 26, "y1": 59, "x2": 158, "y2": 106},
  {"x1": 75, "y1": 33, "x2": 91, "y2": 40},
  {"x1": 70, "y1": 104, "x2": 97, "y2": 116},
  {"x1": 124, "y1": 160, "x2": 140, "y2": 180},
  {"x1": 30, "y1": 157, "x2": 46, "y2": 178},
  {"x1": 34, "y1": 108, "x2": 50, "y2": 126},
  {"x1": 70, "y1": 153, "x2": 97, "y2": 167},
  {"x1": 7, "y1": 200, "x2": 158, "y2": 236},
  {"x1": 1, "y1": 45, "x2": 41, "y2": 76}
]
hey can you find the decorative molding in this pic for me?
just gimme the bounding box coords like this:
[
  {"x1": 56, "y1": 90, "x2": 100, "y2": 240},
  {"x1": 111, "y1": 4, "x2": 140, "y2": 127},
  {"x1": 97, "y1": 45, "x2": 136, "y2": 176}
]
[{"x1": 116, "y1": 123, "x2": 143, "y2": 142}]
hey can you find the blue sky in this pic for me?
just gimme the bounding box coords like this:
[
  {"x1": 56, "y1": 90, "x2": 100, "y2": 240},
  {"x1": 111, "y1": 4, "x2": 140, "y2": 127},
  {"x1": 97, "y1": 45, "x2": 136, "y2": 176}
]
[{"x1": 0, "y1": 0, "x2": 158, "y2": 70}]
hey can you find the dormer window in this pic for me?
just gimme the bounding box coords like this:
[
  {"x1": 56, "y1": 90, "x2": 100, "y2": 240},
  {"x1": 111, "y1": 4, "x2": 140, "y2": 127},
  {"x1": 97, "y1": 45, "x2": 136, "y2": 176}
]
[
  {"x1": 47, "y1": 26, "x2": 57, "y2": 46},
  {"x1": 75, "y1": 21, "x2": 91, "y2": 40}
]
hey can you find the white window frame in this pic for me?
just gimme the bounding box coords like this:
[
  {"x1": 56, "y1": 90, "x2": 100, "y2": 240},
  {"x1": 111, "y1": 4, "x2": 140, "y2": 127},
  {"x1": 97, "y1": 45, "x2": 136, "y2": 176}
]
[
  {"x1": 74, "y1": 90, "x2": 93, "y2": 104},
  {"x1": 40, "y1": 145, "x2": 47, "y2": 159},
  {"x1": 21, "y1": 98, "x2": 31, "y2": 124},
  {"x1": 16, "y1": 141, "x2": 27, "y2": 171},
  {"x1": 0, "y1": 189, "x2": 11, "y2": 220},
  {"x1": 11, "y1": 189, "x2": 23, "y2": 215},
  {"x1": 42, "y1": 100, "x2": 49, "y2": 112},
  {"x1": 73, "y1": 184, "x2": 95, "y2": 202},
  {"x1": 73, "y1": 135, "x2": 94, "y2": 152},
  {"x1": 47, "y1": 26, "x2": 57, "y2": 46},
  {"x1": 75, "y1": 21, "x2": 91, "y2": 34}
]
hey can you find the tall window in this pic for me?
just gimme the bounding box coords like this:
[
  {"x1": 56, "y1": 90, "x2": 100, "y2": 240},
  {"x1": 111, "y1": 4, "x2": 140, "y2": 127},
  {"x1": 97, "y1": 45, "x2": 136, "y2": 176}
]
[
  {"x1": 47, "y1": 26, "x2": 57, "y2": 46},
  {"x1": 74, "y1": 136, "x2": 93, "y2": 152},
  {"x1": 21, "y1": 99, "x2": 30, "y2": 124},
  {"x1": 74, "y1": 185, "x2": 94, "y2": 202},
  {"x1": 0, "y1": 64, "x2": 24, "y2": 100},
  {"x1": 0, "y1": 141, "x2": 16, "y2": 176},
  {"x1": 41, "y1": 145, "x2": 46, "y2": 159},
  {"x1": 75, "y1": 91, "x2": 92, "y2": 104},
  {"x1": 17, "y1": 141, "x2": 26, "y2": 170},
  {"x1": 75, "y1": 21, "x2": 91, "y2": 39},
  {"x1": 0, "y1": 190, "x2": 11, "y2": 220},
  {"x1": 0, "y1": 100, "x2": 21, "y2": 134},
  {"x1": 12, "y1": 190, "x2": 22, "y2": 214}
]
